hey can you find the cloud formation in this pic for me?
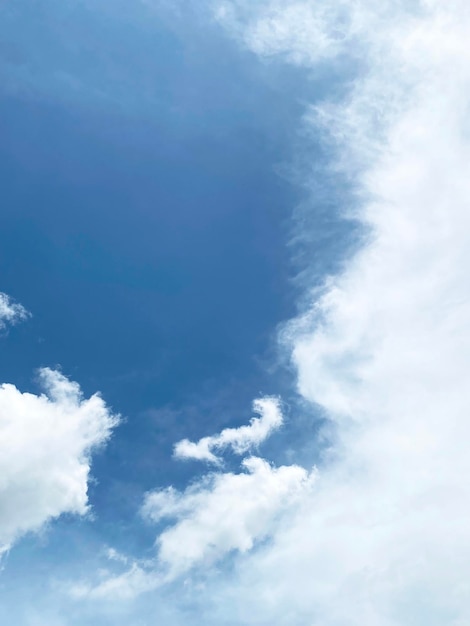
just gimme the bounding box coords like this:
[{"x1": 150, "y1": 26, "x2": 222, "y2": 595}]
[
  {"x1": 0, "y1": 368, "x2": 118, "y2": 552},
  {"x1": 143, "y1": 455, "x2": 313, "y2": 578},
  {"x1": 76, "y1": 398, "x2": 310, "y2": 598},
  {"x1": 173, "y1": 396, "x2": 283, "y2": 464},
  {"x1": 0, "y1": 292, "x2": 29, "y2": 330},
  {"x1": 50, "y1": 2, "x2": 470, "y2": 624},
  {"x1": 201, "y1": 1, "x2": 470, "y2": 624}
]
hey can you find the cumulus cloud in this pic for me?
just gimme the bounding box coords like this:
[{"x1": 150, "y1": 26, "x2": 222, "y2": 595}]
[
  {"x1": 173, "y1": 396, "x2": 283, "y2": 464},
  {"x1": 0, "y1": 292, "x2": 29, "y2": 330},
  {"x1": 0, "y1": 368, "x2": 118, "y2": 552},
  {"x1": 194, "y1": 1, "x2": 470, "y2": 624},
  {"x1": 143, "y1": 455, "x2": 313, "y2": 578},
  {"x1": 77, "y1": 400, "x2": 310, "y2": 597}
]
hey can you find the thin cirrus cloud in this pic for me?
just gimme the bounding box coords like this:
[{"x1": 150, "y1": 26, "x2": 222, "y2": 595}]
[
  {"x1": 173, "y1": 396, "x2": 283, "y2": 464},
  {"x1": 76, "y1": 1, "x2": 470, "y2": 624},
  {"x1": 0, "y1": 367, "x2": 119, "y2": 553}
]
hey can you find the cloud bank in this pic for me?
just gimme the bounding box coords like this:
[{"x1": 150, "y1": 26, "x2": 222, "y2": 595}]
[
  {"x1": 0, "y1": 368, "x2": 118, "y2": 552},
  {"x1": 203, "y1": 1, "x2": 470, "y2": 624}
]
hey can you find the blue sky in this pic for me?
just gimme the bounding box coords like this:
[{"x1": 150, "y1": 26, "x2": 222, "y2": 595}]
[
  {"x1": 1, "y1": 1, "x2": 303, "y2": 481},
  {"x1": 2, "y1": 2, "x2": 470, "y2": 625},
  {"x1": 0, "y1": 1, "x2": 335, "y2": 617},
  {"x1": 0, "y1": 0, "x2": 352, "y2": 522}
]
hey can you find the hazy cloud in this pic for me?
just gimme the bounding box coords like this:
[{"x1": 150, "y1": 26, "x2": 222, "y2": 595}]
[{"x1": 143, "y1": 455, "x2": 314, "y2": 578}]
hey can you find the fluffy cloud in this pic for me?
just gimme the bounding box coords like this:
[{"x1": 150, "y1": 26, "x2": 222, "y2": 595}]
[
  {"x1": 199, "y1": 1, "x2": 470, "y2": 624},
  {"x1": 78, "y1": 399, "x2": 310, "y2": 598},
  {"x1": 143, "y1": 455, "x2": 313, "y2": 578},
  {"x1": 0, "y1": 292, "x2": 29, "y2": 329},
  {"x1": 173, "y1": 396, "x2": 283, "y2": 464},
  {"x1": 0, "y1": 368, "x2": 118, "y2": 552}
]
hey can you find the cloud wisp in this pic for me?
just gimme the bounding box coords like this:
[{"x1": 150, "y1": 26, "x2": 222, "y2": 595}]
[
  {"x1": 0, "y1": 292, "x2": 30, "y2": 330},
  {"x1": 173, "y1": 396, "x2": 283, "y2": 464},
  {"x1": 0, "y1": 368, "x2": 118, "y2": 553}
]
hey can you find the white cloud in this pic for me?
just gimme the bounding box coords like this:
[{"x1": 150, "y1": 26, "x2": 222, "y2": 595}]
[
  {"x1": 69, "y1": 562, "x2": 159, "y2": 602},
  {"x1": 0, "y1": 368, "x2": 118, "y2": 552},
  {"x1": 142, "y1": 456, "x2": 313, "y2": 578},
  {"x1": 173, "y1": 396, "x2": 283, "y2": 464},
  {"x1": 77, "y1": 400, "x2": 309, "y2": 597},
  {"x1": 0, "y1": 292, "x2": 29, "y2": 330},
  {"x1": 216, "y1": 1, "x2": 348, "y2": 65},
  {"x1": 197, "y1": 1, "x2": 470, "y2": 624}
]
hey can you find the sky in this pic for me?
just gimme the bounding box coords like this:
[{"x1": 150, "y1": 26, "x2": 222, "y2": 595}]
[{"x1": 1, "y1": 1, "x2": 470, "y2": 625}]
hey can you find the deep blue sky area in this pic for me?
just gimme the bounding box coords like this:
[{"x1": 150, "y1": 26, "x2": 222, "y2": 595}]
[{"x1": 0, "y1": 0, "x2": 325, "y2": 543}]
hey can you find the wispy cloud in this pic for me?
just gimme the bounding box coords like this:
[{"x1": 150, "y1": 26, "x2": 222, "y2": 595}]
[
  {"x1": 215, "y1": 0, "x2": 353, "y2": 65},
  {"x1": 0, "y1": 292, "x2": 30, "y2": 330},
  {"x1": 173, "y1": 396, "x2": 283, "y2": 464}
]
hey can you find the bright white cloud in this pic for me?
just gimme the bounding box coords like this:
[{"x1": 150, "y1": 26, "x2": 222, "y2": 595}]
[
  {"x1": 173, "y1": 396, "x2": 283, "y2": 464},
  {"x1": 76, "y1": 400, "x2": 307, "y2": 598},
  {"x1": 0, "y1": 292, "x2": 29, "y2": 330},
  {"x1": 199, "y1": 1, "x2": 470, "y2": 624},
  {"x1": 0, "y1": 368, "x2": 118, "y2": 552},
  {"x1": 142, "y1": 456, "x2": 313, "y2": 578}
]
